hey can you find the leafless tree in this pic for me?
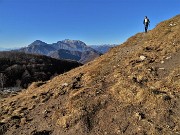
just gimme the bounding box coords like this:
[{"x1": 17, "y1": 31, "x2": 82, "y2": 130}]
[{"x1": 0, "y1": 73, "x2": 6, "y2": 89}]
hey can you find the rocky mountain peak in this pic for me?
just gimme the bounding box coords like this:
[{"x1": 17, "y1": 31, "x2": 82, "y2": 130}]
[
  {"x1": 29, "y1": 40, "x2": 48, "y2": 46},
  {"x1": 62, "y1": 39, "x2": 86, "y2": 45},
  {"x1": 17, "y1": 39, "x2": 100, "y2": 63}
]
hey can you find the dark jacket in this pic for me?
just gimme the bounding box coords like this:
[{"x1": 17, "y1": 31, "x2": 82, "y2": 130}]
[{"x1": 143, "y1": 18, "x2": 150, "y2": 26}]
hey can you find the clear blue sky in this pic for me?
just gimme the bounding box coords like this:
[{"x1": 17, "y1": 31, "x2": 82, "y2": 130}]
[{"x1": 0, "y1": 0, "x2": 179, "y2": 48}]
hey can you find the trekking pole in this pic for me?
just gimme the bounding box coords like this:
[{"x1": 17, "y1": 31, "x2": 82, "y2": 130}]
[{"x1": 143, "y1": 25, "x2": 145, "y2": 33}]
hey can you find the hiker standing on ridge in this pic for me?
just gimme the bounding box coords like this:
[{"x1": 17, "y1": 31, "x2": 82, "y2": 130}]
[{"x1": 143, "y1": 16, "x2": 150, "y2": 33}]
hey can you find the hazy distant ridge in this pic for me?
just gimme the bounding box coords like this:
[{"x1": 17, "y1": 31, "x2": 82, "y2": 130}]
[{"x1": 17, "y1": 39, "x2": 102, "y2": 64}]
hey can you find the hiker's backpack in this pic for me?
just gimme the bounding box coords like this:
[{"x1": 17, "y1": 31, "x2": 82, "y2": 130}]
[{"x1": 144, "y1": 18, "x2": 149, "y2": 25}]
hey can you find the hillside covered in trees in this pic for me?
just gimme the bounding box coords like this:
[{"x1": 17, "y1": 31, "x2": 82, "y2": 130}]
[{"x1": 0, "y1": 51, "x2": 81, "y2": 89}]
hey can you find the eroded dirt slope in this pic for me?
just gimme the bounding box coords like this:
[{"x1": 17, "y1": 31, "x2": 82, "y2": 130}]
[{"x1": 0, "y1": 15, "x2": 180, "y2": 135}]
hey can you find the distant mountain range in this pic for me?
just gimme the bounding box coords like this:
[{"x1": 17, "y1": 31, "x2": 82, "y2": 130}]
[
  {"x1": 0, "y1": 48, "x2": 5, "y2": 51},
  {"x1": 17, "y1": 39, "x2": 105, "y2": 64},
  {"x1": 0, "y1": 47, "x2": 20, "y2": 51},
  {"x1": 89, "y1": 44, "x2": 117, "y2": 53},
  {"x1": 0, "y1": 48, "x2": 10, "y2": 51}
]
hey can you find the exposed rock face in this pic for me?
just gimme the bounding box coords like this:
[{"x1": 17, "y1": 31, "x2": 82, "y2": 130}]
[
  {"x1": 56, "y1": 39, "x2": 92, "y2": 52},
  {"x1": 0, "y1": 15, "x2": 180, "y2": 135}
]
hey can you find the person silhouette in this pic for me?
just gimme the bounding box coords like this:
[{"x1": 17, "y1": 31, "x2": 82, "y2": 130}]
[{"x1": 143, "y1": 16, "x2": 150, "y2": 33}]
